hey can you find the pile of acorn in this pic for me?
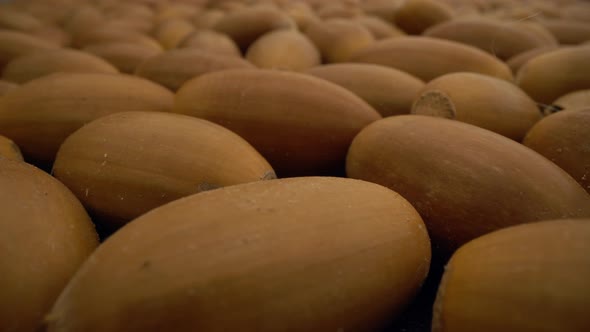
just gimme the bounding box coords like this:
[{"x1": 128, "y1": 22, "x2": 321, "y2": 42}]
[{"x1": 1, "y1": 0, "x2": 589, "y2": 331}]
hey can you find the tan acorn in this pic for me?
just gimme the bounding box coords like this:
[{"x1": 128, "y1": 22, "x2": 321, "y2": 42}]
[
  {"x1": 352, "y1": 36, "x2": 513, "y2": 82},
  {"x1": 45, "y1": 177, "x2": 431, "y2": 332},
  {"x1": 0, "y1": 73, "x2": 174, "y2": 167},
  {"x1": 433, "y1": 219, "x2": 590, "y2": 332},
  {"x1": 347, "y1": 115, "x2": 590, "y2": 255},
  {"x1": 0, "y1": 158, "x2": 98, "y2": 332},
  {"x1": 135, "y1": 49, "x2": 254, "y2": 91},
  {"x1": 246, "y1": 29, "x2": 320, "y2": 71},
  {"x1": 2, "y1": 49, "x2": 118, "y2": 84},
  {"x1": 175, "y1": 69, "x2": 381, "y2": 176}
]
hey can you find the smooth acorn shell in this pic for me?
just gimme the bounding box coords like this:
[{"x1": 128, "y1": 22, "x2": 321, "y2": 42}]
[
  {"x1": 213, "y1": 6, "x2": 295, "y2": 51},
  {"x1": 411, "y1": 72, "x2": 541, "y2": 141},
  {"x1": 355, "y1": 15, "x2": 406, "y2": 40},
  {"x1": 305, "y1": 19, "x2": 375, "y2": 63},
  {"x1": 135, "y1": 49, "x2": 254, "y2": 91},
  {"x1": 0, "y1": 29, "x2": 59, "y2": 69},
  {"x1": 517, "y1": 46, "x2": 590, "y2": 104},
  {"x1": 433, "y1": 219, "x2": 590, "y2": 332},
  {"x1": 347, "y1": 115, "x2": 590, "y2": 255},
  {"x1": 45, "y1": 177, "x2": 431, "y2": 332},
  {"x1": 393, "y1": 0, "x2": 454, "y2": 35},
  {"x1": 0, "y1": 80, "x2": 17, "y2": 97},
  {"x1": 0, "y1": 73, "x2": 174, "y2": 167},
  {"x1": 523, "y1": 109, "x2": 590, "y2": 193},
  {"x1": 0, "y1": 158, "x2": 98, "y2": 332},
  {"x1": 83, "y1": 42, "x2": 163, "y2": 74},
  {"x1": 505, "y1": 45, "x2": 559, "y2": 74},
  {"x1": 246, "y1": 29, "x2": 320, "y2": 71},
  {"x1": 307, "y1": 63, "x2": 425, "y2": 117},
  {"x1": 178, "y1": 29, "x2": 241, "y2": 57},
  {"x1": 53, "y1": 111, "x2": 275, "y2": 228},
  {"x1": 423, "y1": 18, "x2": 556, "y2": 60},
  {"x1": 351, "y1": 36, "x2": 513, "y2": 82},
  {"x1": 538, "y1": 19, "x2": 590, "y2": 45},
  {"x1": 1, "y1": 49, "x2": 118, "y2": 84},
  {"x1": 174, "y1": 69, "x2": 381, "y2": 177},
  {"x1": 553, "y1": 90, "x2": 590, "y2": 110},
  {"x1": 0, "y1": 134, "x2": 23, "y2": 161},
  {"x1": 152, "y1": 19, "x2": 195, "y2": 50}
]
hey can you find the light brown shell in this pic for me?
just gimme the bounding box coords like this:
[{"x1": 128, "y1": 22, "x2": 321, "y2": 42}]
[
  {"x1": 411, "y1": 72, "x2": 541, "y2": 141},
  {"x1": 135, "y1": 49, "x2": 254, "y2": 91},
  {"x1": 174, "y1": 69, "x2": 381, "y2": 177},
  {"x1": 517, "y1": 46, "x2": 590, "y2": 104},
  {"x1": 0, "y1": 158, "x2": 98, "y2": 332},
  {"x1": 45, "y1": 177, "x2": 431, "y2": 332},
  {"x1": 347, "y1": 115, "x2": 590, "y2": 255},
  {"x1": 433, "y1": 219, "x2": 590, "y2": 332},
  {"x1": 307, "y1": 63, "x2": 425, "y2": 117},
  {"x1": 2, "y1": 49, "x2": 118, "y2": 84},
  {"x1": 0, "y1": 134, "x2": 23, "y2": 161},
  {"x1": 83, "y1": 42, "x2": 163, "y2": 74},
  {"x1": 178, "y1": 29, "x2": 241, "y2": 57},
  {"x1": 246, "y1": 29, "x2": 320, "y2": 71},
  {"x1": 0, "y1": 80, "x2": 17, "y2": 97},
  {"x1": 423, "y1": 18, "x2": 557, "y2": 60},
  {"x1": 553, "y1": 90, "x2": 590, "y2": 110},
  {"x1": 351, "y1": 36, "x2": 513, "y2": 82},
  {"x1": 305, "y1": 19, "x2": 375, "y2": 63},
  {"x1": 538, "y1": 19, "x2": 590, "y2": 45},
  {"x1": 523, "y1": 109, "x2": 590, "y2": 194},
  {"x1": 355, "y1": 15, "x2": 406, "y2": 40},
  {"x1": 393, "y1": 0, "x2": 454, "y2": 35},
  {"x1": 505, "y1": 45, "x2": 559, "y2": 74},
  {"x1": 152, "y1": 19, "x2": 195, "y2": 50},
  {"x1": 0, "y1": 29, "x2": 59, "y2": 69},
  {"x1": 0, "y1": 73, "x2": 174, "y2": 167},
  {"x1": 213, "y1": 6, "x2": 295, "y2": 51},
  {"x1": 53, "y1": 111, "x2": 275, "y2": 228}
]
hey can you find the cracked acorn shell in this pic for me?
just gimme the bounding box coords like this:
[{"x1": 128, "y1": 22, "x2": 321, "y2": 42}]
[
  {"x1": 52, "y1": 111, "x2": 275, "y2": 229},
  {"x1": 346, "y1": 115, "x2": 590, "y2": 255},
  {"x1": 411, "y1": 72, "x2": 541, "y2": 141},
  {"x1": 44, "y1": 177, "x2": 431, "y2": 332},
  {"x1": 433, "y1": 219, "x2": 590, "y2": 332},
  {"x1": 0, "y1": 158, "x2": 98, "y2": 332},
  {"x1": 174, "y1": 68, "x2": 381, "y2": 177},
  {"x1": 0, "y1": 73, "x2": 174, "y2": 168}
]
